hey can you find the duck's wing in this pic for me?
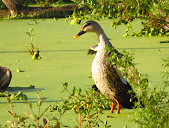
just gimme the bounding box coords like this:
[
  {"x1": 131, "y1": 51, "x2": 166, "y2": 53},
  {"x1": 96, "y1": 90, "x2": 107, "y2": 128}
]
[
  {"x1": 108, "y1": 48, "x2": 127, "y2": 85},
  {"x1": 87, "y1": 45, "x2": 98, "y2": 55},
  {"x1": 106, "y1": 63, "x2": 137, "y2": 108}
]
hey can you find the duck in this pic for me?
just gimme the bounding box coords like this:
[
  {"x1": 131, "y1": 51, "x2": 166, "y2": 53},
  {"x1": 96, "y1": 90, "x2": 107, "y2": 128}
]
[
  {"x1": 0, "y1": 66, "x2": 12, "y2": 89},
  {"x1": 74, "y1": 21, "x2": 137, "y2": 113}
]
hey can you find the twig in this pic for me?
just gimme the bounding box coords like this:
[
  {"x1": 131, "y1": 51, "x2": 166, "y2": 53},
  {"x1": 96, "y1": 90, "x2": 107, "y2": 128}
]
[
  {"x1": 77, "y1": 106, "x2": 81, "y2": 128},
  {"x1": 86, "y1": 104, "x2": 90, "y2": 127},
  {"x1": 10, "y1": 102, "x2": 15, "y2": 127}
]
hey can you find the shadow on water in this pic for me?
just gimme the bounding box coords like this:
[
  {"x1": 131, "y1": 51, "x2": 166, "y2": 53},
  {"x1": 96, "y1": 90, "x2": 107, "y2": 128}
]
[
  {"x1": 0, "y1": 86, "x2": 60, "y2": 104},
  {"x1": 0, "y1": 99, "x2": 60, "y2": 104},
  {"x1": 0, "y1": 47, "x2": 169, "y2": 54},
  {"x1": 0, "y1": 49, "x2": 87, "y2": 54},
  {"x1": 3, "y1": 86, "x2": 45, "y2": 93}
]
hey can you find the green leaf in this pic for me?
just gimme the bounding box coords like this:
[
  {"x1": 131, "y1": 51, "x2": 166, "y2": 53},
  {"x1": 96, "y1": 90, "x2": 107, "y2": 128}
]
[
  {"x1": 7, "y1": 111, "x2": 14, "y2": 116},
  {"x1": 25, "y1": 32, "x2": 30, "y2": 35},
  {"x1": 29, "y1": 102, "x2": 33, "y2": 109},
  {"x1": 104, "y1": 120, "x2": 108, "y2": 127},
  {"x1": 37, "y1": 100, "x2": 42, "y2": 107},
  {"x1": 72, "y1": 87, "x2": 76, "y2": 96}
]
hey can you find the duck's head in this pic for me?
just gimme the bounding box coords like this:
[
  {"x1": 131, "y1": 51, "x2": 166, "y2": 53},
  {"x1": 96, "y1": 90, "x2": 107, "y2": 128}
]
[{"x1": 73, "y1": 21, "x2": 102, "y2": 38}]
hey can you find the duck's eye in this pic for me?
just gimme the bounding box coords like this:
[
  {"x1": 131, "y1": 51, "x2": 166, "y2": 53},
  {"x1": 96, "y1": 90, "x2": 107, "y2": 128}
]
[{"x1": 83, "y1": 23, "x2": 92, "y2": 29}]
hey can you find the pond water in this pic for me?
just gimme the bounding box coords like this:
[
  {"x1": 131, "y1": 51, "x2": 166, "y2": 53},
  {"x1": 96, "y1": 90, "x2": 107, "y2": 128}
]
[{"x1": 0, "y1": 19, "x2": 169, "y2": 127}]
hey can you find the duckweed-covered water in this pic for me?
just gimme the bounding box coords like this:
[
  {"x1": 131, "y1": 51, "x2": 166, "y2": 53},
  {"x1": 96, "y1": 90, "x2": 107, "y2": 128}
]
[{"x1": 0, "y1": 19, "x2": 169, "y2": 127}]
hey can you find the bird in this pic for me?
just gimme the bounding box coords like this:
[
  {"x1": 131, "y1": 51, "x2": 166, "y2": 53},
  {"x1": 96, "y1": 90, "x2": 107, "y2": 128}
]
[
  {"x1": 0, "y1": 66, "x2": 12, "y2": 89},
  {"x1": 74, "y1": 21, "x2": 137, "y2": 113}
]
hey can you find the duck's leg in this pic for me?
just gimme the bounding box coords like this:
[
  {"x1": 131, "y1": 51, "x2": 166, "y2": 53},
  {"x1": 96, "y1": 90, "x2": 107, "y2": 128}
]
[
  {"x1": 110, "y1": 102, "x2": 115, "y2": 113},
  {"x1": 117, "y1": 103, "x2": 121, "y2": 114}
]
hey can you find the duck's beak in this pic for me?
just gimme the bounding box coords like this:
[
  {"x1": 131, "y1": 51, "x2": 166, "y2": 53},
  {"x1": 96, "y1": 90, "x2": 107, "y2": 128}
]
[{"x1": 73, "y1": 30, "x2": 86, "y2": 38}]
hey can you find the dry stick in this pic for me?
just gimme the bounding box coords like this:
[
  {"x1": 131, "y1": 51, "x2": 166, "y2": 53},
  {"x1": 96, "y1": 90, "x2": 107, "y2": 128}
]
[
  {"x1": 86, "y1": 104, "x2": 90, "y2": 127},
  {"x1": 26, "y1": 47, "x2": 31, "y2": 55},
  {"x1": 91, "y1": 114, "x2": 99, "y2": 127},
  {"x1": 10, "y1": 102, "x2": 15, "y2": 127},
  {"x1": 38, "y1": 105, "x2": 41, "y2": 127},
  {"x1": 39, "y1": 105, "x2": 51, "y2": 127},
  {"x1": 30, "y1": 34, "x2": 34, "y2": 53},
  {"x1": 39, "y1": 105, "x2": 51, "y2": 119},
  {"x1": 77, "y1": 106, "x2": 81, "y2": 128}
]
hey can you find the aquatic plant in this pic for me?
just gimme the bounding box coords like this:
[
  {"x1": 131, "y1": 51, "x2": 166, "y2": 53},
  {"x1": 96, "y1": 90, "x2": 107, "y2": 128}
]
[
  {"x1": 71, "y1": 0, "x2": 169, "y2": 36},
  {"x1": 106, "y1": 45, "x2": 169, "y2": 128},
  {"x1": 53, "y1": 82, "x2": 111, "y2": 128},
  {"x1": 26, "y1": 21, "x2": 41, "y2": 60}
]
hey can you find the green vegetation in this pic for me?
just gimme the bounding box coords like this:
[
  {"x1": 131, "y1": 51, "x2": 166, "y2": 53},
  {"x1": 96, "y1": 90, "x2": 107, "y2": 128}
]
[
  {"x1": 134, "y1": 58, "x2": 169, "y2": 128},
  {"x1": 106, "y1": 45, "x2": 169, "y2": 128},
  {"x1": 1, "y1": 0, "x2": 169, "y2": 37},
  {"x1": 1, "y1": 91, "x2": 60, "y2": 127},
  {"x1": 1, "y1": 88, "x2": 110, "y2": 127},
  {"x1": 53, "y1": 82, "x2": 111, "y2": 128},
  {"x1": 71, "y1": 0, "x2": 169, "y2": 36}
]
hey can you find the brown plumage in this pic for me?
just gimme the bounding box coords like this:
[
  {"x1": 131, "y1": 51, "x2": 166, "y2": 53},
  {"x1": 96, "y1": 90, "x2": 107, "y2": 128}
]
[
  {"x1": 0, "y1": 66, "x2": 12, "y2": 89},
  {"x1": 74, "y1": 21, "x2": 137, "y2": 113}
]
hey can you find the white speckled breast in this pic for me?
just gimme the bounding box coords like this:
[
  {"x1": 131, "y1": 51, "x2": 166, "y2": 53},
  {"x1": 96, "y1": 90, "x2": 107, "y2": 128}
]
[{"x1": 91, "y1": 43, "x2": 118, "y2": 103}]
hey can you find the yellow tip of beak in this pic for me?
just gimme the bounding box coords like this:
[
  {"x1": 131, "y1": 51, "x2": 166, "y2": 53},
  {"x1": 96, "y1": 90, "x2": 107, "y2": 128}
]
[{"x1": 73, "y1": 35, "x2": 80, "y2": 38}]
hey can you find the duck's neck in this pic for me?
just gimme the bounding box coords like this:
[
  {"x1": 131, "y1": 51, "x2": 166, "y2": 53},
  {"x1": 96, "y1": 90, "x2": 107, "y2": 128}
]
[{"x1": 96, "y1": 30, "x2": 112, "y2": 50}]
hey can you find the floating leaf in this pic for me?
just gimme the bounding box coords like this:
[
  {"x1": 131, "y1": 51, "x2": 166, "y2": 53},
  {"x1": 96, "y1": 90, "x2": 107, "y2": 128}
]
[
  {"x1": 16, "y1": 68, "x2": 21, "y2": 72},
  {"x1": 37, "y1": 100, "x2": 42, "y2": 107}
]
